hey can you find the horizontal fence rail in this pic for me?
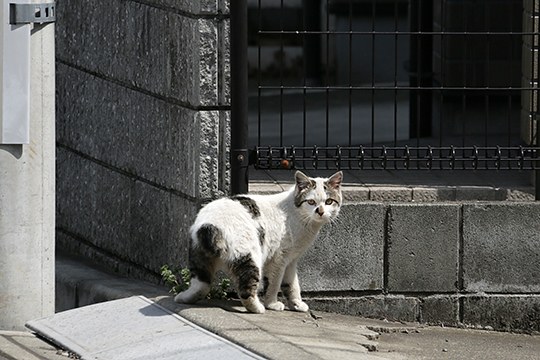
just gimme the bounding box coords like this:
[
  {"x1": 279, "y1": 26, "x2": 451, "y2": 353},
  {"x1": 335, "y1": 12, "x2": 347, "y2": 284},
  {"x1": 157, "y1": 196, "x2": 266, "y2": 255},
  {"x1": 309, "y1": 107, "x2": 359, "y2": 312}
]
[{"x1": 254, "y1": 146, "x2": 540, "y2": 171}]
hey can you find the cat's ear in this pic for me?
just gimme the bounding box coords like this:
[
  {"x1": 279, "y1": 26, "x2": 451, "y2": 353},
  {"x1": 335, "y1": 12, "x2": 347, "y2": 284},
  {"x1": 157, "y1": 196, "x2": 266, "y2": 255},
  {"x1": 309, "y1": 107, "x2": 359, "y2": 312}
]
[
  {"x1": 326, "y1": 171, "x2": 343, "y2": 190},
  {"x1": 295, "y1": 171, "x2": 313, "y2": 191}
]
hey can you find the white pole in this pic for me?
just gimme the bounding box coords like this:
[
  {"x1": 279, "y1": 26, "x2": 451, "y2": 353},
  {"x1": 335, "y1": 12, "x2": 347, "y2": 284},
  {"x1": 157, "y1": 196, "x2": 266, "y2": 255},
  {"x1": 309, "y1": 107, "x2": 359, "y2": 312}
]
[{"x1": 0, "y1": 7, "x2": 55, "y2": 330}]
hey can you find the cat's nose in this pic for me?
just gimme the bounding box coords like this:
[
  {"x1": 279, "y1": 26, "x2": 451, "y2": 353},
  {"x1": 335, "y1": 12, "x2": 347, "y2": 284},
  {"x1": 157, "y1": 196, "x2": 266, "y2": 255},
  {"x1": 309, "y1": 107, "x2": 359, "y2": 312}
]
[{"x1": 316, "y1": 206, "x2": 324, "y2": 216}]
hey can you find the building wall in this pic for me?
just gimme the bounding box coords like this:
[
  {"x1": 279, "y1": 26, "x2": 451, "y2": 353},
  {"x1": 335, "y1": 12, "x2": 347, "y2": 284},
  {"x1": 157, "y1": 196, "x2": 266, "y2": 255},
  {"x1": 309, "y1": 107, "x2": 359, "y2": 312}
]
[{"x1": 55, "y1": 0, "x2": 230, "y2": 281}]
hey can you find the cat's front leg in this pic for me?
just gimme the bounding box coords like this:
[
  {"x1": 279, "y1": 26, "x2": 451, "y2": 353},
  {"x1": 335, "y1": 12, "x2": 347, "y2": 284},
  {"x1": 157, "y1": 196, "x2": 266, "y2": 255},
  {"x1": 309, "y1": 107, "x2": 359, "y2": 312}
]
[
  {"x1": 281, "y1": 261, "x2": 309, "y2": 312},
  {"x1": 263, "y1": 261, "x2": 286, "y2": 311}
]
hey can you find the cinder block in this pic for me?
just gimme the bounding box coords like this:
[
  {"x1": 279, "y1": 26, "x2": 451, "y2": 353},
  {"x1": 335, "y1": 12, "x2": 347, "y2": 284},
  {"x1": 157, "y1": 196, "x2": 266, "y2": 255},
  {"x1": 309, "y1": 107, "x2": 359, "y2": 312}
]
[
  {"x1": 342, "y1": 186, "x2": 370, "y2": 202},
  {"x1": 299, "y1": 203, "x2": 385, "y2": 291},
  {"x1": 455, "y1": 186, "x2": 506, "y2": 201},
  {"x1": 462, "y1": 295, "x2": 540, "y2": 333},
  {"x1": 421, "y1": 295, "x2": 460, "y2": 326},
  {"x1": 387, "y1": 204, "x2": 460, "y2": 292},
  {"x1": 55, "y1": 0, "x2": 224, "y2": 106},
  {"x1": 412, "y1": 187, "x2": 455, "y2": 202},
  {"x1": 56, "y1": 63, "x2": 203, "y2": 198},
  {"x1": 56, "y1": 148, "x2": 195, "y2": 276},
  {"x1": 198, "y1": 110, "x2": 228, "y2": 199},
  {"x1": 306, "y1": 295, "x2": 420, "y2": 322},
  {"x1": 463, "y1": 203, "x2": 540, "y2": 293},
  {"x1": 369, "y1": 187, "x2": 412, "y2": 202}
]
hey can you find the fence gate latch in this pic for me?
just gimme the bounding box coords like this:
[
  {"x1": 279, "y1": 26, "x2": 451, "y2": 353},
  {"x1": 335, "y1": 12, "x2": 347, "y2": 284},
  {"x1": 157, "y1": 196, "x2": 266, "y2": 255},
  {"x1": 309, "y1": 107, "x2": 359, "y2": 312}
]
[{"x1": 9, "y1": 2, "x2": 55, "y2": 25}]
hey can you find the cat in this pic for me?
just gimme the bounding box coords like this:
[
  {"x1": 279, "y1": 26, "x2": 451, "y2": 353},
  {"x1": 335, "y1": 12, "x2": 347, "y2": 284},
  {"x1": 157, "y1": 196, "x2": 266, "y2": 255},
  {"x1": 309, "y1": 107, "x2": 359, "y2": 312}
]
[{"x1": 174, "y1": 170, "x2": 343, "y2": 313}]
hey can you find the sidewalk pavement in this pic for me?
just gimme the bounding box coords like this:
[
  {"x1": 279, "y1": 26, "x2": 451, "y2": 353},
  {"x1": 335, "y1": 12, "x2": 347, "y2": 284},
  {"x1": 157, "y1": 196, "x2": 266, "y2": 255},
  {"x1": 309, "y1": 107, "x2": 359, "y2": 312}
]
[
  {"x1": 3, "y1": 255, "x2": 540, "y2": 360},
  {"x1": 0, "y1": 330, "x2": 70, "y2": 360}
]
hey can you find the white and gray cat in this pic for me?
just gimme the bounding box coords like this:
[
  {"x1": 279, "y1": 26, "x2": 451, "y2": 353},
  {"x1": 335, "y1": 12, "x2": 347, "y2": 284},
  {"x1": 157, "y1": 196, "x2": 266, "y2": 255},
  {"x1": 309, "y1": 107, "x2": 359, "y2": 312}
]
[{"x1": 174, "y1": 170, "x2": 343, "y2": 313}]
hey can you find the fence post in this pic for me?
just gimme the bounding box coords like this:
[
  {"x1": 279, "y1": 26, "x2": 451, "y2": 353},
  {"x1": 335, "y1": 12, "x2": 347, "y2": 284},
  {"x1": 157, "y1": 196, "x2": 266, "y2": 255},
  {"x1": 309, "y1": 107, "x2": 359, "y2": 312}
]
[{"x1": 230, "y1": 0, "x2": 249, "y2": 195}]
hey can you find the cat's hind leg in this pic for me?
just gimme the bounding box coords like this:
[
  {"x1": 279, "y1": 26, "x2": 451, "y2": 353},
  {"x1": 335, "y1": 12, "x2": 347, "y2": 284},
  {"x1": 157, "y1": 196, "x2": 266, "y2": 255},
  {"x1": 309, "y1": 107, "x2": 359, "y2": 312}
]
[
  {"x1": 174, "y1": 250, "x2": 214, "y2": 303},
  {"x1": 229, "y1": 254, "x2": 265, "y2": 314},
  {"x1": 175, "y1": 225, "x2": 221, "y2": 304},
  {"x1": 174, "y1": 277, "x2": 211, "y2": 304}
]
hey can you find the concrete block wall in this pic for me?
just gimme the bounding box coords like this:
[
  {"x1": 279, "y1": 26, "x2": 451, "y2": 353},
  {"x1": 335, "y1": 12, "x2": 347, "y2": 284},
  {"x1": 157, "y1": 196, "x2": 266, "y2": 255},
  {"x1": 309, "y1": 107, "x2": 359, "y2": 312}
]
[
  {"x1": 55, "y1": 0, "x2": 230, "y2": 281},
  {"x1": 300, "y1": 202, "x2": 540, "y2": 333}
]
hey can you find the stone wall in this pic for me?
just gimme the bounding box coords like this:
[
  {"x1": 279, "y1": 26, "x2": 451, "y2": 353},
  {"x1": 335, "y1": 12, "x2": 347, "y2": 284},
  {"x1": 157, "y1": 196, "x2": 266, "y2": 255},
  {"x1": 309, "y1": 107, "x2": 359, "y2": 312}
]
[
  {"x1": 301, "y1": 202, "x2": 540, "y2": 333},
  {"x1": 55, "y1": 0, "x2": 230, "y2": 281}
]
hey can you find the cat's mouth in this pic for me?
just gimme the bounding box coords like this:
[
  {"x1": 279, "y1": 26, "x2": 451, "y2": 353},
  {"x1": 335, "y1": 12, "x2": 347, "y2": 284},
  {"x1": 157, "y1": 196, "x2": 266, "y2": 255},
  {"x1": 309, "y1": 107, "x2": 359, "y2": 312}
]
[{"x1": 311, "y1": 214, "x2": 331, "y2": 224}]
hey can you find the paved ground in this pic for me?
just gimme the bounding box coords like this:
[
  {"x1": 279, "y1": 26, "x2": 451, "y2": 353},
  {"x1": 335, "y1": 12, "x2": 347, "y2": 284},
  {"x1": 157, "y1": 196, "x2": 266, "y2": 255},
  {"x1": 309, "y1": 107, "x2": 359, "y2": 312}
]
[
  {"x1": 8, "y1": 297, "x2": 540, "y2": 359},
  {"x1": 5, "y1": 255, "x2": 540, "y2": 360},
  {"x1": 0, "y1": 330, "x2": 70, "y2": 360},
  {"x1": 159, "y1": 297, "x2": 540, "y2": 360}
]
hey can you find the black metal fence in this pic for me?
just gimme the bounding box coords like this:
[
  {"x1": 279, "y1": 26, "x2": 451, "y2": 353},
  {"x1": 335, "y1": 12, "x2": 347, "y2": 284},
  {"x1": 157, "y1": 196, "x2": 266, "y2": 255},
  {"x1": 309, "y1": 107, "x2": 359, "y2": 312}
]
[{"x1": 231, "y1": 0, "x2": 540, "y2": 196}]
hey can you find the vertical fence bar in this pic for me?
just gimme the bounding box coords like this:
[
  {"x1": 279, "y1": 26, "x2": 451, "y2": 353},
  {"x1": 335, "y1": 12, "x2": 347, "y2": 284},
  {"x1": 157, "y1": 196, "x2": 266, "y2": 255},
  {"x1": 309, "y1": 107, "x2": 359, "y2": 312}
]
[
  {"x1": 409, "y1": 0, "x2": 433, "y2": 140},
  {"x1": 230, "y1": 0, "x2": 249, "y2": 194}
]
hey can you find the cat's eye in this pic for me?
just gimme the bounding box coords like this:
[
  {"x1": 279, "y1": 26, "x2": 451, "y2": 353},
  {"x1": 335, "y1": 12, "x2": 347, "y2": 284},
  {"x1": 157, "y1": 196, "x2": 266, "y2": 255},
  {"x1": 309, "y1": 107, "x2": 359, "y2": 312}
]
[
  {"x1": 306, "y1": 199, "x2": 316, "y2": 206},
  {"x1": 325, "y1": 199, "x2": 334, "y2": 205}
]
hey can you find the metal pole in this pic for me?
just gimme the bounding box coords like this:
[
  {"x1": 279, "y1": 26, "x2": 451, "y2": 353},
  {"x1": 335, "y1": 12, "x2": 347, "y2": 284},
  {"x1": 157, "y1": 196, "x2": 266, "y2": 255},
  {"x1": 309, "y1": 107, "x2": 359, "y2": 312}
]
[
  {"x1": 230, "y1": 0, "x2": 249, "y2": 195},
  {"x1": 0, "y1": 7, "x2": 55, "y2": 329}
]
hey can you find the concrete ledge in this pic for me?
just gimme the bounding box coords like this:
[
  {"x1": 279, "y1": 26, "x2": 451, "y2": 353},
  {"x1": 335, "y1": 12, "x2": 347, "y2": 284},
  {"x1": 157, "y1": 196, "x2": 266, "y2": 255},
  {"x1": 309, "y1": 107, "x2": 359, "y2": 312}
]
[
  {"x1": 421, "y1": 295, "x2": 460, "y2": 325},
  {"x1": 462, "y1": 295, "x2": 540, "y2": 333},
  {"x1": 249, "y1": 183, "x2": 536, "y2": 202},
  {"x1": 305, "y1": 296, "x2": 421, "y2": 323}
]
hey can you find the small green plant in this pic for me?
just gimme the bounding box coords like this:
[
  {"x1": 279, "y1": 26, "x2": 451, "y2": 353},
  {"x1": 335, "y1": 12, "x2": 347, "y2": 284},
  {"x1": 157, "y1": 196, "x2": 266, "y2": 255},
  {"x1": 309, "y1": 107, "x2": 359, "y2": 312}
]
[
  {"x1": 160, "y1": 265, "x2": 231, "y2": 300},
  {"x1": 160, "y1": 265, "x2": 191, "y2": 295}
]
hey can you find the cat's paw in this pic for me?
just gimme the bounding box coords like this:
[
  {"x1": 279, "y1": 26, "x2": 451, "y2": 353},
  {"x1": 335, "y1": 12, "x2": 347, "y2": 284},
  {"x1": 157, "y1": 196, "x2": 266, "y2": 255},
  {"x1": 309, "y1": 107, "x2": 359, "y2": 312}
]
[
  {"x1": 265, "y1": 301, "x2": 285, "y2": 311},
  {"x1": 174, "y1": 291, "x2": 197, "y2": 304},
  {"x1": 289, "y1": 300, "x2": 309, "y2": 312},
  {"x1": 242, "y1": 297, "x2": 266, "y2": 314}
]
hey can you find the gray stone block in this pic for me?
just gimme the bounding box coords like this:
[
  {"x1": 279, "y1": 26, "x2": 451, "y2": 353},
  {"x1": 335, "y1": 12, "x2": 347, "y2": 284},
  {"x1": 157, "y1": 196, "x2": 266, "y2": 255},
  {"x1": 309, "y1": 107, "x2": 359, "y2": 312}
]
[
  {"x1": 198, "y1": 110, "x2": 229, "y2": 199},
  {"x1": 55, "y1": 0, "x2": 225, "y2": 107},
  {"x1": 455, "y1": 186, "x2": 506, "y2": 201},
  {"x1": 342, "y1": 186, "x2": 370, "y2": 202},
  {"x1": 219, "y1": 18, "x2": 231, "y2": 106},
  {"x1": 56, "y1": 148, "x2": 195, "y2": 277},
  {"x1": 298, "y1": 203, "x2": 385, "y2": 291},
  {"x1": 463, "y1": 203, "x2": 540, "y2": 293},
  {"x1": 462, "y1": 295, "x2": 540, "y2": 332},
  {"x1": 421, "y1": 295, "x2": 460, "y2": 326},
  {"x1": 369, "y1": 187, "x2": 412, "y2": 202},
  {"x1": 387, "y1": 204, "x2": 460, "y2": 292},
  {"x1": 140, "y1": 0, "x2": 229, "y2": 16},
  {"x1": 506, "y1": 188, "x2": 535, "y2": 201},
  {"x1": 412, "y1": 187, "x2": 456, "y2": 202},
  {"x1": 306, "y1": 295, "x2": 420, "y2": 322},
  {"x1": 57, "y1": 63, "x2": 208, "y2": 199},
  {"x1": 121, "y1": 0, "x2": 227, "y2": 15}
]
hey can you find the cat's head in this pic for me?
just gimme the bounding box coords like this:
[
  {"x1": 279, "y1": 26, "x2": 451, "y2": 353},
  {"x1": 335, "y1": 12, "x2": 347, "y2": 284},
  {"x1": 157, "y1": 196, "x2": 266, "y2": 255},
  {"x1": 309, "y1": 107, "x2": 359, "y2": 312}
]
[{"x1": 293, "y1": 171, "x2": 343, "y2": 224}]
